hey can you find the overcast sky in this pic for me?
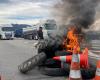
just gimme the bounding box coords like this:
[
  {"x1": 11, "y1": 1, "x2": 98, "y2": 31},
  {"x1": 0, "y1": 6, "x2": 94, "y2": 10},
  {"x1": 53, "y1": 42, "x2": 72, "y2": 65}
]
[
  {"x1": 0, "y1": 0, "x2": 59, "y2": 24},
  {"x1": 0, "y1": 0, "x2": 100, "y2": 24}
]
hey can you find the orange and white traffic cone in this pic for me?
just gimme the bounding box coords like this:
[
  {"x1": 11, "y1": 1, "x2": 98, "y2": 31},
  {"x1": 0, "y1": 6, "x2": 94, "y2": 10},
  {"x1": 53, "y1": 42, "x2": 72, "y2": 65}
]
[
  {"x1": 69, "y1": 46, "x2": 82, "y2": 80},
  {"x1": 53, "y1": 55, "x2": 71, "y2": 63},
  {"x1": 94, "y1": 60, "x2": 100, "y2": 80},
  {"x1": 53, "y1": 48, "x2": 89, "y2": 68}
]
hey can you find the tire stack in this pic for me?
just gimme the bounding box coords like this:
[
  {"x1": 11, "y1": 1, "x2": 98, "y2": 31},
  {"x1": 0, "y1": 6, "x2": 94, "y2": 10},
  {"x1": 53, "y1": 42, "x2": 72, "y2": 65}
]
[{"x1": 39, "y1": 51, "x2": 96, "y2": 79}]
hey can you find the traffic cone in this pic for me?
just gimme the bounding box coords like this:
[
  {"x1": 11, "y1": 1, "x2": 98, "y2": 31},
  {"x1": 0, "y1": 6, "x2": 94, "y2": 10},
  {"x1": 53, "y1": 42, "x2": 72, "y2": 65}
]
[
  {"x1": 69, "y1": 46, "x2": 82, "y2": 80},
  {"x1": 53, "y1": 48, "x2": 89, "y2": 68},
  {"x1": 53, "y1": 55, "x2": 71, "y2": 63},
  {"x1": 94, "y1": 60, "x2": 100, "y2": 80},
  {"x1": 80, "y1": 48, "x2": 89, "y2": 68}
]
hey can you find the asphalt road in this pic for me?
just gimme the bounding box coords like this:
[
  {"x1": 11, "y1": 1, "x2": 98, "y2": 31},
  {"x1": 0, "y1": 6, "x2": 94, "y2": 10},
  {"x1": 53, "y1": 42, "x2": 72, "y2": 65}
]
[
  {"x1": 0, "y1": 38, "x2": 100, "y2": 80},
  {"x1": 0, "y1": 38, "x2": 66, "y2": 80}
]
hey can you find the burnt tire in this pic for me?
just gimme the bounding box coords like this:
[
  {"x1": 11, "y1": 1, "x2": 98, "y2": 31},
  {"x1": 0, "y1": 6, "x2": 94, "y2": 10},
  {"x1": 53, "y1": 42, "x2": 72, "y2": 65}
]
[
  {"x1": 39, "y1": 62, "x2": 70, "y2": 76},
  {"x1": 39, "y1": 67, "x2": 69, "y2": 76},
  {"x1": 39, "y1": 64, "x2": 96, "y2": 79},
  {"x1": 18, "y1": 52, "x2": 46, "y2": 74},
  {"x1": 81, "y1": 68, "x2": 96, "y2": 79}
]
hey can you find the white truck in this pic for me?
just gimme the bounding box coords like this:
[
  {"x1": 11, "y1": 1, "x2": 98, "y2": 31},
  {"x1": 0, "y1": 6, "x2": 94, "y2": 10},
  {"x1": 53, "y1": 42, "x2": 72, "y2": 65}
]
[
  {"x1": 0, "y1": 27, "x2": 14, "y2": 40},
  {"x1": 22, "y1": 25, "x2": 38, "y2": 40},
  {"x1": 40, "y1": 19, "x2": 57, "y2": 39},
  {"x1": 22, "y1": 19, "x2": 57, "y2": 40}
]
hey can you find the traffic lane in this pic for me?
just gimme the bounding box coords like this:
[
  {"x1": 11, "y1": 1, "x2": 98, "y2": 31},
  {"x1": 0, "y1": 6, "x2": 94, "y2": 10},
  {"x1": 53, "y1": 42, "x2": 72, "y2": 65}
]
[
  {"x1": 0, "y1": 40, "x2": 34, "y2": 80},
  {"x1": 0, "y1": 39, "x2": 65, "y2": 80},
  {"x1": 0, "y1": 39, "x2": 99, "y2": 80}
]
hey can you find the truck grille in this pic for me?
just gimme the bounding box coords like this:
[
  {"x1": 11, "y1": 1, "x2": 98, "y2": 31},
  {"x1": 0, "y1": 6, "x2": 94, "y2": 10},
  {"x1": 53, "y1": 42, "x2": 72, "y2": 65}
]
[{"x1": 5, "y1": 34, "x2": 12, "y2": 39}]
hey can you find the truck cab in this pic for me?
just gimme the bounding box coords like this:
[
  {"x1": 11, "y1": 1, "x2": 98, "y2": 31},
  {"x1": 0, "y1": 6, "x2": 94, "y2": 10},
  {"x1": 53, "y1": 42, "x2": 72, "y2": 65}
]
[
  {"x1": 40, "y1": 19, "x2": 57, "y2": 39},
  {"x1": 0, "y1": 27, "x2": 14, "y2": 40}
]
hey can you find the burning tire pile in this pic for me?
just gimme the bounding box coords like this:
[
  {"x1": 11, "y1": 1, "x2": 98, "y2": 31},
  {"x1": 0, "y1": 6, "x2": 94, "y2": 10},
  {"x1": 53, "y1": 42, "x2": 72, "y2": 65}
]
[{"x1": 18, "y1": 35, "x2": 97, "y2": 79}]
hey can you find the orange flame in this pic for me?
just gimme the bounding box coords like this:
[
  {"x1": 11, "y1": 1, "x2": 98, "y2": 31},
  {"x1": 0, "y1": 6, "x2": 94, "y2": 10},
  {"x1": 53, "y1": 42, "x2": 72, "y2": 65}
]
[{"x1": 63, "y1": 26, "x2": 81, "y2": 52}]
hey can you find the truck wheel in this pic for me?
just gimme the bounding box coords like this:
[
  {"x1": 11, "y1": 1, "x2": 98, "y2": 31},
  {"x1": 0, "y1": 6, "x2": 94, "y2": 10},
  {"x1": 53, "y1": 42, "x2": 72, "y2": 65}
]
[
  {"x1": 0, "y1": 35, "x2": 1, "y2": 39},
  {"x1": 18, "y1": 52, "x2": 46, "y2": 74},
  {"x1": 29, "y1": 35, "x2": 32, "y2": 40}
]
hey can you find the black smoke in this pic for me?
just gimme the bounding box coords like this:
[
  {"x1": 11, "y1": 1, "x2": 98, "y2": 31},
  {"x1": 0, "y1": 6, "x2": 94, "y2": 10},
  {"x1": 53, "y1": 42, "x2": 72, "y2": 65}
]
[{"x1": 54, "y1": 0, "x2": 100, "y2": 29}]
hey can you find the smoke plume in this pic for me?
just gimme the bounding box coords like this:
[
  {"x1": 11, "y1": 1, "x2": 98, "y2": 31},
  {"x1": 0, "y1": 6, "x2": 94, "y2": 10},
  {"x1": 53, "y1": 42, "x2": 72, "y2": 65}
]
[{"x1": 53, "y1": 0, "x2": 100, "y2": 29}]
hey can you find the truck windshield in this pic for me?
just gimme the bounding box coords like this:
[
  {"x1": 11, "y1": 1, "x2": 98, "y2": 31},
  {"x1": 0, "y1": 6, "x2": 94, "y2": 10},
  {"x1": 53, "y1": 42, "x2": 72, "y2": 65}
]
[
  {"x1": 44, "y1": 24, "x2": 57, "y2": 30},
  {"x1": 2, "y1": 27, "x2": 13, "y2": 31}
]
